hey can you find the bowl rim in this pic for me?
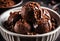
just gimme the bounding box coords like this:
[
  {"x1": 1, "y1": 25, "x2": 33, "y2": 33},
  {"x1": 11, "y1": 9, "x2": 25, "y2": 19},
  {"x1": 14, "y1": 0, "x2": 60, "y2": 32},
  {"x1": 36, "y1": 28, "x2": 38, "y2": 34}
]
[
  {"x1": 0, "y1": 6, "x2": 60, "y2": 37},
  {"x1": 52, "y1": 3, "x2": 60, "y2": 9},
  {"x1": 0, "y1": 0, "x2": 23, "y2": 8}
]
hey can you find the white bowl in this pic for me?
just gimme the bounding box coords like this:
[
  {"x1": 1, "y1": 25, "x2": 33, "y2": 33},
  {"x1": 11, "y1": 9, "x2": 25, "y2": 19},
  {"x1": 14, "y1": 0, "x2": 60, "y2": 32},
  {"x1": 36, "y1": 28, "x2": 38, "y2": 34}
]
[{"x1": 0, "y1": 6, "x2": 60, "y2": 41}]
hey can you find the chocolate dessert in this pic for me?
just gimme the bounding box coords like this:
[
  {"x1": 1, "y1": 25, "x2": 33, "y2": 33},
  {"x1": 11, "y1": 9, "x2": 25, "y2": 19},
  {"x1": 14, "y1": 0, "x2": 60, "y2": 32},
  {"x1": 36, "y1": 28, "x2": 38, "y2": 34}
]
[
  {"x1": 3, "y1": 2, "x2": 57, "y2": 35},
  {"x1": 0, "y1": 0, "x2": 15, "y2": 8}
]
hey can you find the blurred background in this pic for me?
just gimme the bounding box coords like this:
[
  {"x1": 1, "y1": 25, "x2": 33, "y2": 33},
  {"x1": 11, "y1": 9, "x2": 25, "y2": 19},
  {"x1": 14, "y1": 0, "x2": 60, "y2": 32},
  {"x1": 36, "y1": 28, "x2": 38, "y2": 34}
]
[{"x1": 0, "y1": 0, "x2": 60, "y2": 41}]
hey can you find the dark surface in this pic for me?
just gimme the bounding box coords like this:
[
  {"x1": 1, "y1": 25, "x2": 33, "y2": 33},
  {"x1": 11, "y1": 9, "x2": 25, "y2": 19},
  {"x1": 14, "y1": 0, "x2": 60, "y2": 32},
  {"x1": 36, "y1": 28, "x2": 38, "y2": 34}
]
[{"x1": 0, "y1": 0, "x2": 60, "y2": 41}]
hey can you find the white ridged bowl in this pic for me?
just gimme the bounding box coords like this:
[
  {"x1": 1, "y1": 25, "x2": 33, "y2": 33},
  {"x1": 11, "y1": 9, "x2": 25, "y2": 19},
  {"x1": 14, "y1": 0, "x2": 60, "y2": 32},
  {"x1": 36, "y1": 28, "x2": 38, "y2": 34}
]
[{"x1": 0, "y1": 6, "x2": 60, "y2": 41}]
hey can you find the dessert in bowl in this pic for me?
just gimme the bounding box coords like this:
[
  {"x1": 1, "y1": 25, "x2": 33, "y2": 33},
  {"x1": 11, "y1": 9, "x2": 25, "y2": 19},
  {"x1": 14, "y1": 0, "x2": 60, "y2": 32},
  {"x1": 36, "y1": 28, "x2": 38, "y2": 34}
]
[
  {"x1": 0, "y1": 2, "x2": 60, "y2": 41},
  {"x1": 0, "y1": 0, "x2": 23, "y2": 14}
]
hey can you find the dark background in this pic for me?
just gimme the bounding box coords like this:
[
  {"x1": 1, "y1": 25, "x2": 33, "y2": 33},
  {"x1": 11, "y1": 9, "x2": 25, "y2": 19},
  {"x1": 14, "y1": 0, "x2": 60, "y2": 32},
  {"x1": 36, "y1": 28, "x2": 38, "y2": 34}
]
[{"x1": 0, "y1": 0, "x2": 60, "y2": 41}]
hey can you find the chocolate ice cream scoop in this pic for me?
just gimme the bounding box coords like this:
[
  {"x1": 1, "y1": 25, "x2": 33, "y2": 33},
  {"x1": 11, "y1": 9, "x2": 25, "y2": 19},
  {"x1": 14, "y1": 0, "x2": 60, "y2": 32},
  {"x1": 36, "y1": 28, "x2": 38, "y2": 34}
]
[
  {"x1": 3, "y1": 12, "x2": 22, "y2": 31},
  {"x1": 35, "y1": 9, "x2": 53, "y2": 33},
  {"x1": 21, "y1": 2, "x2": 41, "y2": 23},
  {"x1": 21, "y1": 2, "x2": 53, "y2": 33},
  {"x1": 14, "y1": 19, "x2": 31, "y2": 34},
  {"x1": 8, "y1": 12, "x2": 22, "y2": 25},
  {"x1": 21, "y1": 2, "x2": 42, "y2": 33},
  {"x1": 3, "y1": 2, "x2": 56, "y2": 34}
]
